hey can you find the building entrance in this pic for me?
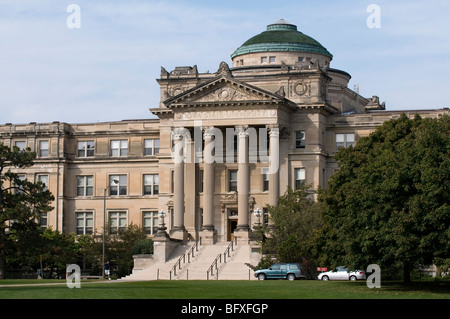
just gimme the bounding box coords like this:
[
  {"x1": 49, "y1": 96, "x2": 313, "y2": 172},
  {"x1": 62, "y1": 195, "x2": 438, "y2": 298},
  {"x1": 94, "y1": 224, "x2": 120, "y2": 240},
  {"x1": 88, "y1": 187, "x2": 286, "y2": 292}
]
[{"x1": 228, "y1": 219, "x2": 238, "y2": 241}]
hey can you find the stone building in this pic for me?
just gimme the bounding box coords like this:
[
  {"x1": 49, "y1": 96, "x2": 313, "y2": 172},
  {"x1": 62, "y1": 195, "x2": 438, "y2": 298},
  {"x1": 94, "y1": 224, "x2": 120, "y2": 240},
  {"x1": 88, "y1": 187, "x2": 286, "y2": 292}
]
[{"x1": 1, "y1": 19, "x2": 448, "y2": 247}]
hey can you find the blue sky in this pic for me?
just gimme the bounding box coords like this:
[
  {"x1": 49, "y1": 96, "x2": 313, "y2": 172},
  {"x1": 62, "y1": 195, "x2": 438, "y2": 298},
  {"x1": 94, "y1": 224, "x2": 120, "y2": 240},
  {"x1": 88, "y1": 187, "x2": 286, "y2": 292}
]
[{"x1": 1, "y1": 0, "x2": 449, "y2": 124}]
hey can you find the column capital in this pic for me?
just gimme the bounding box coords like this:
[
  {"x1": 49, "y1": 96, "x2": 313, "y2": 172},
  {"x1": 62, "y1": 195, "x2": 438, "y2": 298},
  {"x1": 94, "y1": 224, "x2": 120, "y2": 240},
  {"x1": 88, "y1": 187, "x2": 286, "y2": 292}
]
[
  {"x1": 266, "y1": 124, "x2": 280, "y2": 137},
  {"x1": 203, "y1": 126, "x2": 216, "y2": 140},
  {"x1": 173, "y1": 127, "x2": 188, "y2": 140},
  {"x1": 235, "y1": 125, "x2": 249, "y2": 137}
]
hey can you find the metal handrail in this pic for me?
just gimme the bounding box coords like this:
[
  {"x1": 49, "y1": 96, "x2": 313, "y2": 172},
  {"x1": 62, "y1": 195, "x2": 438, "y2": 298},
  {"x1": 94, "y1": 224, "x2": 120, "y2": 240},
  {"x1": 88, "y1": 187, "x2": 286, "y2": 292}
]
[
  {"x1": 207, "y1": 237, "x2": 237, "y2": 280},
  {"x1": 170, "y1": 239, "x2": 200, "y2": 280}
]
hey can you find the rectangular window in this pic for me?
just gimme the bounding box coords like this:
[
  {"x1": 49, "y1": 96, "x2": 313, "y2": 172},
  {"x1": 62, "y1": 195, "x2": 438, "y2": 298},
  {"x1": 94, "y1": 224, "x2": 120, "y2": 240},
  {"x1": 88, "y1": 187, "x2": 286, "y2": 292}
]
[
  {"x1": 199, "y1": 170, "x2": 204, "y2": 193},
  {"x1": 109, "y1": 211, "x2": 127, "y2": 234},
  {"x1": 261, "y1": 57, "x2": 267, "y2": 63},
  {"x1": 109, "y1": 175, "x2": 127, "y2": 196},
  {"x1": 76, "y1": 212, "x2": 93, "y2": 235},
  {"x1": 262, "y1": 168, "x2": 269, "y2": 192},
  {"x1": 294, "y1": 168, "x2": 306, "y2": 189},
  {"x1": 14, "y1": 141, "x2": 26, "y2": 151},
  {"x1": 14, "y1": 175, "x2": 26, "y2": 194},
  {"x1": 39, "y1": 141, "x2": 49, "y2": 157},
  {"x1": 144, "y1": 139, "x2": 160, "y2": 156},
  {"x1": 143, "y1": 211, "x2": 159, "y2": 235},
  {"x1": 269, "y1": 56, "x2": 276, "y2": 63},
  {"x1": 40, "y1": 213, "x2": 48, "y2": 230},
  {"x1": 77, "y1": 141, "x2": 94, "y2": 157},
  {"x1": 228, "y1": 170, "x2": 237, "y2": 192},
  {"x1": 111, "y1": 140, "x2": 128, "y2": 157},
  {"x1": 336, "y1": 133, "x2": 355, "y2": 150},
  {"x1": 298, "y1": 57, "x2": 304, "y2": 62},
  {"x1": 143, "y1": 174, "x2": 159, "y2": 195},
  {"x1": 295, "y1": 131, "x2": 306, "y2": 148},
  {"x1": 77, "y1": 176, "x2": 94, "y2": 196},
  {"x1": 263, "y1": 208, "x2": 269, "y2": 225},
  {"x1": 37, "y1": 174, "x2": 49, "y2": 191}
]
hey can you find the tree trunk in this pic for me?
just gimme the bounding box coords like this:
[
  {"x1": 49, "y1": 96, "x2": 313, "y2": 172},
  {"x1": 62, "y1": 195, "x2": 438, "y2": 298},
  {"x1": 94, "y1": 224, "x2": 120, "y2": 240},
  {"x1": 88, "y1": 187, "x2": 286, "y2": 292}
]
[
  {"x1": 403, "y1": 262, "x2": 411, "y2": 283},
  {"x1": 0, "y1": 252, "x2": 6, "y2": 280}
]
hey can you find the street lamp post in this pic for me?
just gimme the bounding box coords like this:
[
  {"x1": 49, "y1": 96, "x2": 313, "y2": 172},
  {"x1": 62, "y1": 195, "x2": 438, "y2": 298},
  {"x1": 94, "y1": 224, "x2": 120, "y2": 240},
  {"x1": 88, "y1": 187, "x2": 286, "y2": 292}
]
[
  {"x1": 102, "y1": 178, "x2": 119, "y2": 279},
  {"x1": 253, "y1": 208, "x2": 262, "y2": 227}
]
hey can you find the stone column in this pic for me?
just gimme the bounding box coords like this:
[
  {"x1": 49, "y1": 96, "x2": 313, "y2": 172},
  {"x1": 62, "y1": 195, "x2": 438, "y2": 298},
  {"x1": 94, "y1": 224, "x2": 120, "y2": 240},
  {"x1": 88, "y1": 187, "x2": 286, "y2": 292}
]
[
  {"x1": 236, "y1": 125, "x2": 250, "y2": 241},
  {"x1": 201, "y1": 127, "x2": 216, "y2": 244},
  {"x1": 172, "y1": 128, "x2": 187, "y2": 240},
  {"x1": 267, "y1": 125, "x2": 280, "y2": 207}
]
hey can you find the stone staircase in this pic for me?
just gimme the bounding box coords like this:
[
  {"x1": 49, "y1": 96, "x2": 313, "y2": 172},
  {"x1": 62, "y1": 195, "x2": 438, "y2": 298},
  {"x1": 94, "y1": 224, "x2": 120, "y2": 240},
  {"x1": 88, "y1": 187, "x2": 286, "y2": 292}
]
[
  {"x1": 120, "y1": 243, "x2": 195, "y2": 281},
  {"x1": 120, "y1": 241, "x2": 256, "y2": 281}
]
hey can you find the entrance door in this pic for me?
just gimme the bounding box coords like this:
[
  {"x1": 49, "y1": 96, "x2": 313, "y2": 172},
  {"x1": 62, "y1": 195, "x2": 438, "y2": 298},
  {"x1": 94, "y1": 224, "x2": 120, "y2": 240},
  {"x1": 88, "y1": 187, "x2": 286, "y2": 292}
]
[{"x1": 228, "y1": 220, "x2": 237, "y2": 241}]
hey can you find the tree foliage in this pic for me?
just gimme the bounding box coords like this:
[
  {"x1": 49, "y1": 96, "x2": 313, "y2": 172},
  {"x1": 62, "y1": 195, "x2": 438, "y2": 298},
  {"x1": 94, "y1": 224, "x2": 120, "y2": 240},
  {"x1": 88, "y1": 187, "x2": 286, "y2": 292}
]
[
  {"x1": 317, "y1": 114, "x2": 449, "y2": 282},
  {"x1": 262, "y1": 185, "x2": 323, "y2": 274},
  {"x1": 78, "y1": 224, "x2": 148, "y2": 277},
  {"x1": 0, "y1": 143, "x2": 54, "y2": 279}
]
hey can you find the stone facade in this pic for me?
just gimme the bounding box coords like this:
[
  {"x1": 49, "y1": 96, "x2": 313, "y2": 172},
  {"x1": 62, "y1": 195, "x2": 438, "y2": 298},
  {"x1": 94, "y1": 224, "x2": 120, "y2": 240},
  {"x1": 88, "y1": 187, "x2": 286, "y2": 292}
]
[{"x1": 1, "y1": 20, "x2": 448, "y2": 245}]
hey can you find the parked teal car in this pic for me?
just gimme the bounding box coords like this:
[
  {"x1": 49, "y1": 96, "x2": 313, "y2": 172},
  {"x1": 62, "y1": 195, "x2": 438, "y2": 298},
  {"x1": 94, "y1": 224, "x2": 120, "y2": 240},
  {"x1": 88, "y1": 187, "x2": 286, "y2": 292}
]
[{"x1": 255, "y1": 263, "x2": 306, "y2": 280}]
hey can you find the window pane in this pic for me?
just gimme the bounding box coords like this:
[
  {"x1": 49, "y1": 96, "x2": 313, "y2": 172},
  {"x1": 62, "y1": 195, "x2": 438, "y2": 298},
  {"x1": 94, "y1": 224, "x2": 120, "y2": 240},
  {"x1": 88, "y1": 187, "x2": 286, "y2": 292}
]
[
  {"x1": 154, "y1": 139, "x2": 160, "y2": 154},
  {"x1": 336, "y1": 134, "x2": 345, "y2": 142},
  {"x1": 144, "y1": 174, "x2": 153, "y2": 185},
  {"x1": 38, "y1": 175, "x2": 48, "y2": 190},
  {"x1": 40, "y1": 141, "x2": 49, "y2": 156},
  {"x1": 86, "y1": 141, "x2": 94, "y2": 156},
  {"x1": 144, "y1": 139, "x2": 153, "y2": 155},
  {"x1": 15, "y1": 141, "x2": 26, "y2": 150},
  {"x1": 295, "y1": 168, "x2": 305, "y2": 180}
]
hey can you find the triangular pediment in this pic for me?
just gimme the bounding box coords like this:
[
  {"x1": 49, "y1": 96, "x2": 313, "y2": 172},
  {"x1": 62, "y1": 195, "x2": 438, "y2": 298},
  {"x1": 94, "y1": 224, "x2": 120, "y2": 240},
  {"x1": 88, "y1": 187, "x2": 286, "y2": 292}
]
[{"x1": 163, "y1": 75, "x2": 293, "y2": 108}]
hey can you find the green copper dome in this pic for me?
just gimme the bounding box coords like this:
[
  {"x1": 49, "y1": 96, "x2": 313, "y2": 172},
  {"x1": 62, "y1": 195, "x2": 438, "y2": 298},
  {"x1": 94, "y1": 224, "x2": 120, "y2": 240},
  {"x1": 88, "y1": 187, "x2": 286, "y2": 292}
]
[{"x1": 231, "y1": 19, "x2": 333, "y2": 59}]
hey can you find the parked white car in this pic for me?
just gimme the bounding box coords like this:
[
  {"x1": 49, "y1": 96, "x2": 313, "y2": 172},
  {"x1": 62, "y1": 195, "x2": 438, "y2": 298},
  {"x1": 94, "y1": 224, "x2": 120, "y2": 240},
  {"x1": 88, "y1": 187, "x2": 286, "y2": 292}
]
[{"x1": 318, "y1": 266, "x2": 366, "y2": 281}]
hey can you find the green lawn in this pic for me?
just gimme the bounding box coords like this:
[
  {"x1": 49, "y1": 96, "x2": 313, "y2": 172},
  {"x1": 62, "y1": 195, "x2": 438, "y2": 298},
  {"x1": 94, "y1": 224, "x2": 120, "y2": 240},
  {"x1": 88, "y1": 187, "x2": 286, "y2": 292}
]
[{"x1": 0, "y1": 279, "x2": 448, "y2": 299}]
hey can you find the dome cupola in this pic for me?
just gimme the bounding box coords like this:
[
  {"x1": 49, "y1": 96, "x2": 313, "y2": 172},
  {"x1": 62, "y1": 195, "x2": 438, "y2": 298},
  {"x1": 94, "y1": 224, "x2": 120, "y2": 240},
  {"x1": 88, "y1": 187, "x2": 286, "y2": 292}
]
[{"x1": 231, "y1": 19, "x2": 332, "y2": 68}]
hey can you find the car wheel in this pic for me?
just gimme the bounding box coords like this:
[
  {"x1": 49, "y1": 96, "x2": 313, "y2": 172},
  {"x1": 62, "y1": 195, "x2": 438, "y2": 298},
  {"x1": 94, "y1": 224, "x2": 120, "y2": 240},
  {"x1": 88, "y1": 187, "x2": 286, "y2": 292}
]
[
  {"x1": 350, "y1": 275, "x2": 357, "y2": 281},
  {"x1": 287, "y1": 274, "x2": 295, "y2": 281},
  {"x1": 321, "y1": 275, "x2": 329, "y2": 281},
  {"x1": 257, "y1": 273, "x2": 266, "y2": 281}
]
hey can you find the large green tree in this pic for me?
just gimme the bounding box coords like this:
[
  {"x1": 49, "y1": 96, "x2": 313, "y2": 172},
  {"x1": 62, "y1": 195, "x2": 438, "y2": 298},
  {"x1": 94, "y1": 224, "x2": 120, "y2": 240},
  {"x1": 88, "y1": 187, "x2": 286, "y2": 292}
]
[
  {"x1": 317, "y1": 114, "x2": 449, "y2": 282},
  {"x1": 78, "y1": 224, "x2": 148, "y2": 277},
  {"x1": 0, "y1": 143, "x2": 54, "y2": 279},
  {"x1": 262, "y1": 185, "x2": 323, "y2": 275}
]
